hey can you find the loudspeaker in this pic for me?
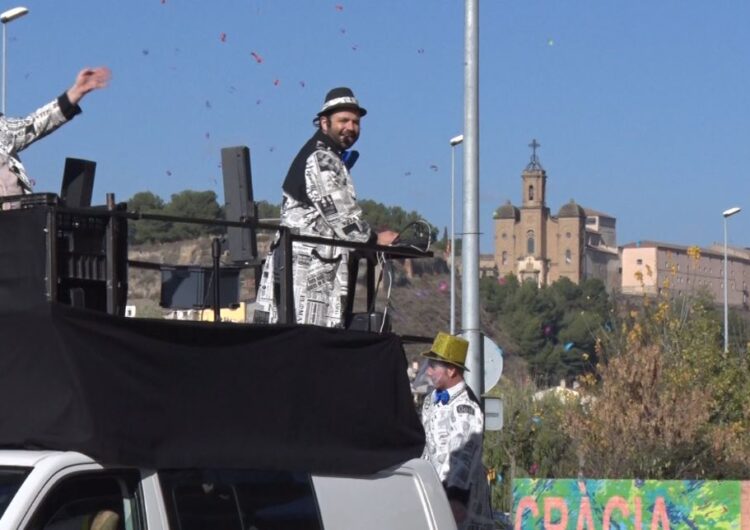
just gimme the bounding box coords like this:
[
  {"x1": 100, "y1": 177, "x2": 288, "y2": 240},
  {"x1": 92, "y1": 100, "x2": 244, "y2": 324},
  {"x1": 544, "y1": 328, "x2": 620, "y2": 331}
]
[
  {"x1": 160, "y1": 266, "x2": 240, "y2": 309},
  {"x1": 0, "y1": 205, "x2": 128, "y2": 315},
  {"x1": 60, "y1": 158, "x2": 96, "y2": 208},
  {"x1": 221, "y1": 146, "x2": 257, "y2": 263},
  {"x1": 348, "y1": 312, "x2": 391, "y2": 333}
]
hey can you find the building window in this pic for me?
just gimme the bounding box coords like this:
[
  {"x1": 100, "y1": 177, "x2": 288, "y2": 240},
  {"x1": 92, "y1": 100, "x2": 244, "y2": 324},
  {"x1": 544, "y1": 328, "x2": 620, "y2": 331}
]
[
  {"x1": 565, "y1": 249, "x2": 572, "y2": 264},
  {"x1": 501, "y1": 232, "x2": 507, "y2": 239},
  {"x1": 528, "y1": 185, "x2": 534, "y2": 201},
  {"x1": 501, "y1": 251, "x2": 508, "y2": 265},
  {"x1": 636, "y1": 259, "x2": 643, "y2": 265},
  {"x1": 526, "y1": 230, "x2": 535, "y2": 255},
  {"x1": 566, "y1": 232, "x2": 571, "y2": 239}
]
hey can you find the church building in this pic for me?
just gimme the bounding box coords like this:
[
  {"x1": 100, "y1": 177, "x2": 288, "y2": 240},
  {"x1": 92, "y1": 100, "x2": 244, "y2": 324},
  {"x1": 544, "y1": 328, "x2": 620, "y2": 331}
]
[{"x1": 493, "y1": 140, "x2": 619, "y2": 290}]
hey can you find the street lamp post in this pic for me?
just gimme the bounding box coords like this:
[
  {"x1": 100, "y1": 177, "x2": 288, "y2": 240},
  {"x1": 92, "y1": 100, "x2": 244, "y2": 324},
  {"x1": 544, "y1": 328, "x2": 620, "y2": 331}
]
[
  {"x1": 1, "y1": 6, "x2": 28, "y2": 115},
  {"x1": 449, "y1": 134, "x2": 463, "y2": 335},
  {"x1": 723, "y1": 206, "x2": 741, "y2": 353}
]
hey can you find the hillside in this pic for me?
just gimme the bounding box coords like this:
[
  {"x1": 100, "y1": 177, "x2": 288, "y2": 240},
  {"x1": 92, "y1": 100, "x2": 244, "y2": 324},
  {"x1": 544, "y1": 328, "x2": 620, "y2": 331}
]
[{"x1": 126, "y1": 237, "x2": 527, "y2": 381}]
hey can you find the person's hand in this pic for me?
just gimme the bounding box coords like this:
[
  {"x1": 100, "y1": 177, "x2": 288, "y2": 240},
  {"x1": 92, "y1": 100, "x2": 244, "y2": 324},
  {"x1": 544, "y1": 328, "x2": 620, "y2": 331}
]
[
  {"x1": 449, "y1": 499, "x2": 468, "y2": 524},
  {"x1": 67, "y1": 67, "x2": 112, "y2": 105},
  {"x1": 376, "y1": 230, "x2": 399, "y2": 246}
]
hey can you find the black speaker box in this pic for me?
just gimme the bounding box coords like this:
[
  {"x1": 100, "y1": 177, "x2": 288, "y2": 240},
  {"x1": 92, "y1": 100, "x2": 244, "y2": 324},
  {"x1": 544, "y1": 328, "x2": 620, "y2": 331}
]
[
  {"x1": 221, "y1": 146, "x2": 257, "y2": 263},
  {"x1": 347, "y1": 312, "x2": 391, "y2": 333},
  {"x1": 0, "y1": 205, "x2": 128, "y2": 314},
  {"x1": 60, "y1": 158, "x2": 96, "y2": 208},
  {"x1": 160, "y1": 266, "x2": 240, "y2": 310}
]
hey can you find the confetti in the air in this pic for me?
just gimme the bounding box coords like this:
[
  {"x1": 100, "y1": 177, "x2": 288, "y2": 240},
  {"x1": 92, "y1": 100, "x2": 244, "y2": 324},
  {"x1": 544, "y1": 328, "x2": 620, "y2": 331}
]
[
  {"x1": 161, "y1": 0, "x2": 166, "y2": 4},
  {"x1": 205, "y1": 132, "x2": 210, "y2": 139},
  {"x1": 166, "y1": 170, "x2": 172, "y2": 176},
  {"x1": 142, "y1": 49, "x2": 149, "y2": 56},
  {"x1": 547, "y1": 38, "x2": 555, "y2": 46},
  {"x1": 299, "y1": 80, "x2": 306, "y2": 88},
  {"x1": 256, "y1": 99, "x2": 262, "y2": 105},
  {"x1": 438, "y1": 281, "x2": 448, "y2": 293},
  {"x1": 228, "y1": 85, "x2": 237, "y2": 93},
  {"x1": 250, "y1": 51, "x2": 264, "y2": 63},
  {"x1": 403, "y1": 171, "x2": 412, "y2": 176},
  {"x1": 269, "y1": 146, "x2": 275, "y2": 152},
  {"x1": 335, "y1": 4, "x2": 344, "y2": 11},
  {"x1": 417, "y1": 48, "x2": 425, "y2": 54},
  {"x1": 220, "y1": 32, "x2": 227, "y2": 43},
  {"x1": 205, "y1": 100, "x2": 212, "y2": 109},
  {"x1": 429, "y1": 164, "x2": 439, "y2": 172},
  {"x1": 351, "y1": 44, "x2": 358, "y2": 51},
  {"x1": 273, "y1": 78, "x2": 280, "y2": 86},
  {"x1": 340, "y1": 28, "x2": 346, "y2": 34}
]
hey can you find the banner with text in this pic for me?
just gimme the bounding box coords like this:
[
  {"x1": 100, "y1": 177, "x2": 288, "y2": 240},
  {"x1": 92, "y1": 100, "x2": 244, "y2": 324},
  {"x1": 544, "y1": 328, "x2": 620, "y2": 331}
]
[{"x1": 513, "y1": 478, "x2": 750, "y2": 529}]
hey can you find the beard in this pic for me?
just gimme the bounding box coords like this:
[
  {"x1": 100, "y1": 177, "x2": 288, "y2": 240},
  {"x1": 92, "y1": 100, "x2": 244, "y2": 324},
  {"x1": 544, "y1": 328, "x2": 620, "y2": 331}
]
[{"x1": 338, "y1": 133, "x2": 357, "y2": 149}]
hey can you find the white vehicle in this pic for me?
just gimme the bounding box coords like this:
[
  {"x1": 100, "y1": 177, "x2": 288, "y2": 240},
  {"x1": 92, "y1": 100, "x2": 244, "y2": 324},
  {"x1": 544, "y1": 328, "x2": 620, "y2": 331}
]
[
  {"x1": 0, "y1": 450, "x2": 456, "y2": 530},
  {"x1": 0, "y1": 196, "x2": 457, "y2": 529}
]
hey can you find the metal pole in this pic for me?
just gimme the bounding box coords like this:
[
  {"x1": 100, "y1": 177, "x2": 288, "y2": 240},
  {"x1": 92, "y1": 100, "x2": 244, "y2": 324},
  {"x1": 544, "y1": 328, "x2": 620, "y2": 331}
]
[
  {"x1": 722, "y1": 207, "x2": 741, "y2": 353},
  {"x1": 462, "y1": 0, "x2": 483, "y2": 397},
  {"x1": 724, "y1": 217, "x2": 729, "y2": 353},
  {"x1": 2, "y1": 23, "x2": 6, "y2": 114},
  {"x1": 450, "y1": 143, "x2": 456, "y2": 335}
]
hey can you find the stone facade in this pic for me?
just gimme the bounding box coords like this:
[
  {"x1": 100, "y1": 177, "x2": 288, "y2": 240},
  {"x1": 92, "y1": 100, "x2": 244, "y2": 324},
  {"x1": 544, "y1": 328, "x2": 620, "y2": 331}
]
[{"x1": 493, "y1": 149, "x2": 619, "y2": 290}]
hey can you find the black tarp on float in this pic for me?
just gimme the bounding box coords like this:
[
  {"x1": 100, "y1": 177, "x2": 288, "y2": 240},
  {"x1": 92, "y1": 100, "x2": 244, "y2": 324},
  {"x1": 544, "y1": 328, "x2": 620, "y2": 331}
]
[{"x1": 0, "y1": 303, "x2": 424, "y2": 475}]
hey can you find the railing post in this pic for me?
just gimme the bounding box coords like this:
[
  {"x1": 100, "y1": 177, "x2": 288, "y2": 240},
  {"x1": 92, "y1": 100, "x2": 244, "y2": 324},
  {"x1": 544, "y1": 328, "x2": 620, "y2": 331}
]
[
  {"x1": 277, "y1": 228, "x2": 295, "y2": 324},
  {"x1": 105, "y1": 193, "x2": 118, "y2": 316}
]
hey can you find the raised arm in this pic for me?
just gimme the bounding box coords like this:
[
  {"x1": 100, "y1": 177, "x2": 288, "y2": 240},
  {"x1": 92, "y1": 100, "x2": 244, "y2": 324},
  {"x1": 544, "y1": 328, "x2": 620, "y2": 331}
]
[{"x1": 66, "y1": 67, "x2": 111, "y2": 105}]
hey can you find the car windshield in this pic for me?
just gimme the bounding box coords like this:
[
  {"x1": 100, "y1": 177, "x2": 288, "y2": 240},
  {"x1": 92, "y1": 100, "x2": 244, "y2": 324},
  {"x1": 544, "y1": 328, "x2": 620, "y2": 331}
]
[{"x1": 0, "y1": 467, "x2": 31, "y2": 519}]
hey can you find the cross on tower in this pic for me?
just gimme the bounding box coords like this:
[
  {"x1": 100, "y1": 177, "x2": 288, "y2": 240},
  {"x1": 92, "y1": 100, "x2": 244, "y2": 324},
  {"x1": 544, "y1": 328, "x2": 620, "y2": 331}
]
[{"x1": 526, "y1": 138, "x2": 543, "y2": 170}]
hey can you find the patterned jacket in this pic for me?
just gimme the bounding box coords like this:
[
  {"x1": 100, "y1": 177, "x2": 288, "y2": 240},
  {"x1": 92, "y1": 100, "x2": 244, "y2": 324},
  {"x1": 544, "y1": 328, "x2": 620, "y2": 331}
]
[
  {"x1": 254, "y1": 130, "x2": 373, "y2": 327},
  {"x1": 0, "y1": 93, "x2": 81, "y2": 198},
  {"x1": 422, "y1": 382, "x2": 494, "y2": 530}
]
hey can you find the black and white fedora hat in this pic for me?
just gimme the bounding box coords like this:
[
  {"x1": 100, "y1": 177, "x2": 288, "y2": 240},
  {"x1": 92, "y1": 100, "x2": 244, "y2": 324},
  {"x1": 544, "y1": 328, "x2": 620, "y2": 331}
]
[{"x1": 316, "y1": 87, "x2": 367, "y2": 118}]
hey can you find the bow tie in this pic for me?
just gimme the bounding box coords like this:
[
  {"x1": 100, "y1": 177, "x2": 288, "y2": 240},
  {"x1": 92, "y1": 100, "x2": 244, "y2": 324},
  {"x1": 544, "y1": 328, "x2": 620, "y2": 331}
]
[{"x1": 434, "y1": 390, "x2": 450, "y2": 405}]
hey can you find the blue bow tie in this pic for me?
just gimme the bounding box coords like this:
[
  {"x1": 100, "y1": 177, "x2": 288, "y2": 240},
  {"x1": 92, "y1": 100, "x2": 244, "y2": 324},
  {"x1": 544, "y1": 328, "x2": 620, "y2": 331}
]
[{"x1": 434, "y1": 390, "x2": 450, "y2": 405}]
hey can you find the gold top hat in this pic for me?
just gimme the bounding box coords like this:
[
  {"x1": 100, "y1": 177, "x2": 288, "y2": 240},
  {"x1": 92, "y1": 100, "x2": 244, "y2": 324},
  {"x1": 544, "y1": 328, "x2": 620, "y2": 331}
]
[{"x1": 421, "y1": 332, "x2": 470, "y2": 371}]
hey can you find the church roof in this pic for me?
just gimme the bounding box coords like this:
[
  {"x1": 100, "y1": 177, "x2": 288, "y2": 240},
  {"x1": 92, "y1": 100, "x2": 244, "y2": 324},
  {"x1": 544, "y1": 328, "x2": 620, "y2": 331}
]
[
  {"x1": 558, "y1": 199, "x2": 585, "y2": 218},
  {"x1": 583, "y1": 207, "x2": 615, "y2": 219},
  {"x1": 494, "y1": 201, "x2": 520, "y2": 220}
]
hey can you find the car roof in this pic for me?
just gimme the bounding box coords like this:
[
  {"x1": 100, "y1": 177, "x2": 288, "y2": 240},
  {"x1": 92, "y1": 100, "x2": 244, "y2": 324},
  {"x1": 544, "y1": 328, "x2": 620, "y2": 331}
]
[{"x1": 0, "y1": 450, "x2": 95, "y2": 468}]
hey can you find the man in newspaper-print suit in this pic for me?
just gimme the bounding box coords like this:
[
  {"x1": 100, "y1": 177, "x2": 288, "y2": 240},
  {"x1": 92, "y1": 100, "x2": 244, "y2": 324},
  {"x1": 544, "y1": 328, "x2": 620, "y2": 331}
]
[
  {"x1": 421, "y1": 332, "x2": 494, "y2": 530},
  {"x1": 0, "y1": 67, "x2": 110, "y2": 200},
  {"x1": 254, "y1": 87, "x2": 397, "y2": 327}
]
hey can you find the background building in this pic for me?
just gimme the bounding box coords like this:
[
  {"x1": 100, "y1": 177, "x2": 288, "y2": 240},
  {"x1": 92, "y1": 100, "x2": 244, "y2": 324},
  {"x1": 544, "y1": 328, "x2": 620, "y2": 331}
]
[
  {"x1": 493, "y1": 141, "x2": 620, "y2": 290},
  {"x1": 621, "y1": 241, "x2": 750, "y2": 308}
]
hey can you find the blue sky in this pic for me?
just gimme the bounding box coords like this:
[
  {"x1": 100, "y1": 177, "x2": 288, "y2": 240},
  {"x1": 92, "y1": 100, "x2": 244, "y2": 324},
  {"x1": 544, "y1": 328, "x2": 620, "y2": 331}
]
[{"x1": 8, "y1": 0, "x2": 750, "y2": 252}]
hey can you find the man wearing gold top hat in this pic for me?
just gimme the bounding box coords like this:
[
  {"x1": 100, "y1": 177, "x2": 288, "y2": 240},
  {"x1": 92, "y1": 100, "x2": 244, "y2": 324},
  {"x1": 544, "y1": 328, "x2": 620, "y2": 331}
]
[{"x1": 421, "y1": 332, "x2": 494, "y2": 530}]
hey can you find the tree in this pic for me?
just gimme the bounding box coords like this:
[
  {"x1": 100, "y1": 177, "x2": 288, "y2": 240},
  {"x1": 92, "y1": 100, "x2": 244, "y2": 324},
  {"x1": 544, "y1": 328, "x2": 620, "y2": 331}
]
[
  {"x1": 565, "y1": 276, "x2": 750, "y2": 478},
  {"x1": 127, "y1": 191, "x2": 170, "y2": 244},
  {"x1": 163, "y1": 190, "x2": 222, "y2": 240},
  {"x1": 127, "y1": 190, "x2": 223, "y2": 243},
  {"x1": 359, "y1": 199, "x2": 438, "y2": 242},
  {"x1": 256, "y1": 200, "x2": 280, "y2": 220},
  {"x1": 479, "y1": 276, "x2": 611, "y2": 385}
]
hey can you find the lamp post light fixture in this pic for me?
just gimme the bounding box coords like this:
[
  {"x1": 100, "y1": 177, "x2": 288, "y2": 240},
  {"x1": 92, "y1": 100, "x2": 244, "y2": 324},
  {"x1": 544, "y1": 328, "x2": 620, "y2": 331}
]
[
  {"x1": 1, "y1": 6, "x2": 28, "y2": 115},
  {"x1": 722, "y1": 206, "x2": 741, "y2": 354},
  {"x1": 449, "y1": 134, "x2": 464, "y2": 335}
]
